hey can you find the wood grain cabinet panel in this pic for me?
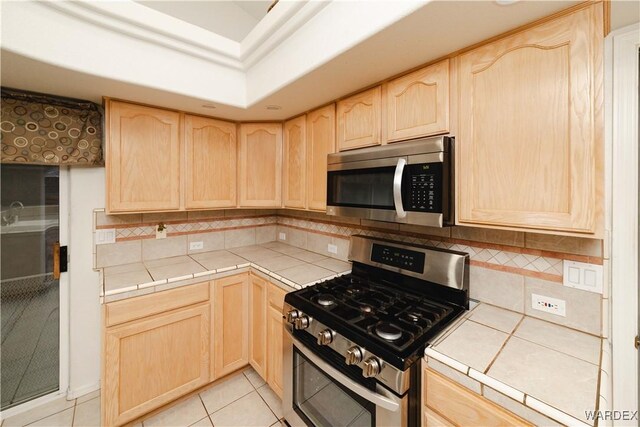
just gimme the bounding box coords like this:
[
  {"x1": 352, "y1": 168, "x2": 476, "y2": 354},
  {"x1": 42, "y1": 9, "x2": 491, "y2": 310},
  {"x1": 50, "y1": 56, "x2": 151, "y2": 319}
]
[
  {"x1": 283, "y1": 116, "x2": 307, "y2": 209},
  {"x1": 106, "y1": 101, "x2": 181, "y2": 213},
  {"x1": 424, "y1": 369, "x2": 532, "y2": 427},
  {"x1": 337, "y1": 87, "x2": 382, "y2": 151},
  {"x1": 306, "y1": 104, "x2": 336, "y2": 210},
  {"x1": 212, "y1": 273, "x2": 249, "y2": 379},
  {"x1": 184, "y1": 115, "x2": 237, "y2": 209},
  {"x1": 102, "y1": 304, "x2": 210, "y2": 427},
  {"x1": 386, "y1": 60, "x2": 449, "y2": 142},
  {"x1": 457, "y1": 4, "x2": 603, "y2": 234},
  {"x1": 238, "y1": 123, "x2": 283, "y2": 207},
  {"x1": 249, "y1": 274, "x2": 267, "y2": 379},
  {"x1": 266, "y1": 304, "x2": 285, "y2": 399}
]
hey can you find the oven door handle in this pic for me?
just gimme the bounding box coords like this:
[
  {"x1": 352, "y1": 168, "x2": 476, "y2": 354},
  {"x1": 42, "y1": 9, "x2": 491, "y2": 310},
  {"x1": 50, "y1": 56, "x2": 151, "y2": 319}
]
[
  {"x1": 393, "y1": 158, "x2": 407, "y2": 219},
  {"x1": 290, "y1": 334, "x2": 400, "y2": 412}
]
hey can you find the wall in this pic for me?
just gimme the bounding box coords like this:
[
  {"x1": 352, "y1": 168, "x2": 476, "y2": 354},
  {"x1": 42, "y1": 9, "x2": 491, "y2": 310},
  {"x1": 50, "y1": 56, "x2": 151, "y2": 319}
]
[
  {"x1": 610, "y1": 0, "x2": 640, "y2": 30},
  {"x1": 67, "y1": 167, "x2": 103, "y2": 398}
]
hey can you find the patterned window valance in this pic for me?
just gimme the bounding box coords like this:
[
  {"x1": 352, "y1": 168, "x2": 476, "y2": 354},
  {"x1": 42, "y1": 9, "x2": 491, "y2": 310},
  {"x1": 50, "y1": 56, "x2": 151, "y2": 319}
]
[{"x1": 1, "y1": 87, "x2": 104, "y2": 166}]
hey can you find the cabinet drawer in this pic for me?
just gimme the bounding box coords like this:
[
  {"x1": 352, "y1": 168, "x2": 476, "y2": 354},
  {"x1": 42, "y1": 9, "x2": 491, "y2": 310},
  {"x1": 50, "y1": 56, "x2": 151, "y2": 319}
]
[
  {"x1": 268, "y1": 283, "x2": 287, "y2": 313},
  {"x1": 105, "y1": 282, "x2": 210, "y2": 327},
  {"x1": 424, "y1": 369, "x2": 531, "y2": 427}
]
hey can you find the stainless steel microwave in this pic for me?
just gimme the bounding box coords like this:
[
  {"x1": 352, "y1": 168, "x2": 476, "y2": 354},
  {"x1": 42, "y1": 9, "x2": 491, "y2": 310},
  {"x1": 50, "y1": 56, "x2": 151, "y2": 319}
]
[{"x1": 326, "y1": 136, "x2": 454, "y2": 227}]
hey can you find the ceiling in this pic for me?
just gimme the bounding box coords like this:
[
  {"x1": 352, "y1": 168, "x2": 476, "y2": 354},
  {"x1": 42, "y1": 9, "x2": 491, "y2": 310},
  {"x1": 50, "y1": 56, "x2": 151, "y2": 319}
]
[{"x1": 135, "y1": 1, "x2": 273, "y2": 42}]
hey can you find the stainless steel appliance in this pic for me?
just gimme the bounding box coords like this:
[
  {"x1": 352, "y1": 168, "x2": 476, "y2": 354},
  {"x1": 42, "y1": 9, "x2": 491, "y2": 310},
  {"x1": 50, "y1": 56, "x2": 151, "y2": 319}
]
[
  {"x1": 326, "y1": 136, "x2": 454, "y2": 227},
  {"x1": 283, "y1": 235, "x2": 469, "y2": 427}
]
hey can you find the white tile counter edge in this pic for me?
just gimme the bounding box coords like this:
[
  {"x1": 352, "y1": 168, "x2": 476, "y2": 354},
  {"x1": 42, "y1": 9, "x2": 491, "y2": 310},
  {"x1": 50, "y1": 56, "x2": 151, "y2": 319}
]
[{"x1": 425, "y1": 345, "x2": 600, "y2": 427}]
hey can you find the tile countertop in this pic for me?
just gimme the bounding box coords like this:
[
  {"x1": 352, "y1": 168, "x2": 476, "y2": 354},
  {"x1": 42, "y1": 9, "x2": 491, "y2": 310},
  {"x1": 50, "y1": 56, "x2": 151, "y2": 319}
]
[
  {"x1": 425, "y1": 303, "x2": 604, "y2": 427},
  {"x1": 99, "y1": 242, "x2": 352, "y2": 303}
]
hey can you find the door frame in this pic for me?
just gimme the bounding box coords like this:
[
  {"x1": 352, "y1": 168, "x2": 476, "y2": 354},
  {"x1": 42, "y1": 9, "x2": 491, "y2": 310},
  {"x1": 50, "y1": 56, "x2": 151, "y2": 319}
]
[
  {"x1": 608, "y1": 22, "x2": 639, "y2": 422},
  {"x1": 0, "y1": 166, "x2": 71, "y2": 420}
]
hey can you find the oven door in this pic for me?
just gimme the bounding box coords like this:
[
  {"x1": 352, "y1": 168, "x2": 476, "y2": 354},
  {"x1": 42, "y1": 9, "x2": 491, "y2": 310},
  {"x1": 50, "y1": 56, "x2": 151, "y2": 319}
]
[
  {"x1": 326, "y1": 157, "x2": 405, "y2": 224},
  {"x1": 283, "y1": 332, "x2": 406, "y2": 427}
]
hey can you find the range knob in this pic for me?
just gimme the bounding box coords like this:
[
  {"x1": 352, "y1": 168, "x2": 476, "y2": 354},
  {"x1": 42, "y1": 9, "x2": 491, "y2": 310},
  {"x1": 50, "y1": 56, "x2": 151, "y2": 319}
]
[
  {"x1": 316, "y1": 329, "x2": 335, "y2": 346},
  {"x1": 286, "y1": 309, "x2": 301, "y2": 324},
  {"x1": 294, "y1": 315, "x2": 311, "y2": 330},
  {"x1": 345, "y1": 346, "x2": 364, "y2": 365},
  {"x1": 362, "y1": 357, "x2": 382, "y2": 378}
]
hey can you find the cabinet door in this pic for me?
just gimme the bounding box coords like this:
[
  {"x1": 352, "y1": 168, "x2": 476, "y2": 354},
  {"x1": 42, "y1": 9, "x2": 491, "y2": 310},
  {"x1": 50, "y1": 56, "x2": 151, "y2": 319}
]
[
  {"x1": 103, "y1": 304, "x2": 210, "y2": 427},
  {"x1": 386, "y1": 60, "x2": 449, "y2": 142},
  {"x1": 424, "y1": 369, "x2": 532, "y2": 427},
  {"x1": 266, "y1": 305, "x2": 285, "y2": 399},
  {"x1": 337, "y1": 87, "x2": 382, "y2": 151},
  {"x1": 306, "y1": 104, "x2": 336, "y2": 211},
  {"x1": 283, "y1": 116, "x2": 307, "y2": 209},
  {"x1": 238, "y1": 123, "x2": 283, "y2": 207},
  {"x1": 212, "y1": 273, "x2": 249, "y2": 379},
  {"x1": 249, "y1": 274, "x2": 267, "y2": 379},
  {"x1": 457, "y1": 5, "x2": 602, "y2": 234},
  {"x1": 185, "y1": 115, "x2": 237, "y2": 209},
  {"x1": 107, "y1": 101, "x2": 181, "y2": 213}
]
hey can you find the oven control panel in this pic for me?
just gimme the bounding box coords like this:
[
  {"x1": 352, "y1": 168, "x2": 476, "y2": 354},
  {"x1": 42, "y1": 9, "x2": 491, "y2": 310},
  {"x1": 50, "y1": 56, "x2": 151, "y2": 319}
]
[
  {"x1": 405, "y1": 163, "x2": 443, "y2": 213},
  {"x1": 371, "y1": 243, "x2": 425, "y2": 273}
]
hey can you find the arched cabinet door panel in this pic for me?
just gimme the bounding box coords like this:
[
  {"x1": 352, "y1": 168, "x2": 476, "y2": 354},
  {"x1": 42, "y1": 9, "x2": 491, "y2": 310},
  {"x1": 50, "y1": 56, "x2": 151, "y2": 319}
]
[
  {"x1": 283, "y1": 116, "x2": 307, "y2": 209},
  {"x1": 306, "y1": 104, "x2": 336, "y2": 211},
  {"x1": 337, "y1": 87, "x2": 382, "y2": 151}
]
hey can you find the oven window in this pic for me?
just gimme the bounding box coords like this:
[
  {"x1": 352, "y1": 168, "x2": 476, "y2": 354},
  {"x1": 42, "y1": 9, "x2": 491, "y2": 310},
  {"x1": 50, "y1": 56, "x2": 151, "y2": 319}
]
[
  {"x1": 293, "y1": 348, "x2": 374, "y2": 427},
  {"x1": 327, "y1": 167, "x2": 395, "y2": 209}
]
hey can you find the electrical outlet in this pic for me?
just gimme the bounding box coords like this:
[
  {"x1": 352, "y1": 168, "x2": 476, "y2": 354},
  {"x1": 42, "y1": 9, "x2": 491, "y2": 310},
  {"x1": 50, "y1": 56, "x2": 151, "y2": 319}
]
[
  {"x1": 279, "y1": 232, "x2": 286, "y2": 241},
  {"x1": 531, "y1": 294, "x2": 566, "y2": 317},
  {"x1": 95, "y1": 228, "x2": 116, "y2": 245},
  {"x1": 189, "y1": 241, "x2": 204, "y2": 250},
  {"x1": 155, "y1": 226, "x2": 167, "y2": 239},
  {"x1": 328, "y1": 244, "x2": 338, "y2": 254},
  {"x1": 563, "y1": 260, "x2": 603, "y2": 294}
]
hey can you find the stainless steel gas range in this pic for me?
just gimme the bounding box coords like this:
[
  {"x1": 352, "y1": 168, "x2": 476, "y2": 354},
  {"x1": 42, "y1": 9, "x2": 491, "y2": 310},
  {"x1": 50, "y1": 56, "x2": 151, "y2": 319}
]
[{"x1": 282, "y1": 235, "x2": 469, "y2": 427}]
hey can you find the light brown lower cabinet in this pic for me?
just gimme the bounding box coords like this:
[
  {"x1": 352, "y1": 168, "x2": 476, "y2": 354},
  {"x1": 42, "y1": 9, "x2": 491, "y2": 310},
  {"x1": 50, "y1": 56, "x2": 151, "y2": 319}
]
[
  {"x1": 266, "y1": 283, "x2": 287, "y2": 398},
  {"x1": 102, "y1": 303, "x2": 211, "y2": 427},
  {"x1": 249, "y1": 274, "x2": 268, "y2": 378},
  {"x1": 423, "y1": 369, "x2": 532, "y2": 427},
  {"x1": 212, "y1": 273, "x2": 249, "y2": 379}
]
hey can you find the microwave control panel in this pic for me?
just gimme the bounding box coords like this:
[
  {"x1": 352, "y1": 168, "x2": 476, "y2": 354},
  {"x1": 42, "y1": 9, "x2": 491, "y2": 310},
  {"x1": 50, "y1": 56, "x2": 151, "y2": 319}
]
[{"x1": 405, "y1": 163, "x2": 443, "y2": 212}]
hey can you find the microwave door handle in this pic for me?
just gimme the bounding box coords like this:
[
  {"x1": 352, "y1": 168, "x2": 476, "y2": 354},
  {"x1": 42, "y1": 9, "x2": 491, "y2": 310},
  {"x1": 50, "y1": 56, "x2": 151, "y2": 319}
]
[{"x1": 393, "y1": 158, "x2": 407, "y2": 219}]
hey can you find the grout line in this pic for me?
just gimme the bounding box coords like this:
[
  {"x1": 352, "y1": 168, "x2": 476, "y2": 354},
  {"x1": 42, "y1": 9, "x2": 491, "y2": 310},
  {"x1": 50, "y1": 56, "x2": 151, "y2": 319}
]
[
  {"x1": 254, "y1": 384, "x2": 280, "y2": 422},
  {"x1": 197, "y1": 394, "x2": 214, "y2": 427}
]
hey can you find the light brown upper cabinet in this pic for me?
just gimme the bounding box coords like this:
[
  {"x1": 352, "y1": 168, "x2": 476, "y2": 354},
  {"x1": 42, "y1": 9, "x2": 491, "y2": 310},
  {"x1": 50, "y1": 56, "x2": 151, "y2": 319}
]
[
  {"x1": 307, "y1": 104, "x2": 336, "y2": 211},
  {"x1": 386, "y1": 60, "x2": 449, "y2": 142},
  {"x1": 457, "y1": 4, "x2": 603, "y2": 235},
  {"x1": 106, "y1": 101, "x2": 181, "y2": 213},
  {"x1": 184, "y1": 115, "x2": 237, "y2": 209},
  {"x1": 337, "y1": 87, "x2": 382, "y2": 151},
  {"x1": 212, "y1": 273, "x2": 249, "y2": 379},
  {"x1": 283, "y1": 116, "x2": 307, "y2": 209},
  {"x1": 238, "y1": 123, "x2": 283, "y2": 207}
]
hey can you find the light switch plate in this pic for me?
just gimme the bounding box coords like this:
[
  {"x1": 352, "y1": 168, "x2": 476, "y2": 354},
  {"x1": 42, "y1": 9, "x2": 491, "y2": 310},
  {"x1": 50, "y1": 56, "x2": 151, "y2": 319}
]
[
  {"x1": 531, "y1": 293, "x2": 566, "y2": 317},
  {"x1": 95, "y1": 228, "x2": 116, "y2": 245},
  {"x1": 189, "y1": 241, "x2": 203, "y2": 250},
  {"x1": 156, "y1": 227, "x2": 167, "y2": 239},
  {"x1": 563, "y1": 260, "x2": 603, "y2": 294},
  {"x1": 279, "y1": 232, "x2": 286, "y2": 241},
  {"x1": 327, "y1": 244, "x2": 338, "y2": 254}
]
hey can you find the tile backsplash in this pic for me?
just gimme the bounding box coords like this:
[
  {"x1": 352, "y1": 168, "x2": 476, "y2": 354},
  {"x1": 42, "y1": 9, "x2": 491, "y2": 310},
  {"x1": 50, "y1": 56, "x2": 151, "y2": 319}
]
[{"x1": 93, "y1": 208, "x2": 606, "y2": 336}]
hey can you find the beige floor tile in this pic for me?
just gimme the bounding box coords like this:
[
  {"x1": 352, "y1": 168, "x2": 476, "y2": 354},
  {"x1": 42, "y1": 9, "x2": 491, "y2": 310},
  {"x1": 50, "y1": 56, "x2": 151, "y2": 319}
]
[
  {"x1": 514, "y1": 317, "x2": 601, "y2": 365},
  {"x1": 200, "y1": 373, "x2": 254, "y2": 415},
  {"x1": 72, "y1": 397, "x2": 100, "y2": 427},
  {"x1": 257, "y1": 385, "x2": 283, "y2": 419},
  {"x1": 3, "y1": 397, "x2": 76, "y2": 427},
  {"x1": 143, "y1": 395, "x2": 207, "y2": 427},
  {"x1": 209, "y1": 392, "x2": 277, "y2": 427},
  {"x1": 188, "y1": 416, "x2": 213, "y2": 427},
  {"x1": 75, "y1": 390, "x2": 100, "y2": 405},
  {"x1": 312, "y1": 258, "x2": 351, "y2": 273},
  {"x1": 468, "y1": 304, "x2": 523, "y2": 334},
  {"x1": 487, "y1": 336, "x2": 599, "y2": 422},
  {"x1": 26, "y1": 407, "x2": 74, "y2": 427},
  {"x1": 243, "y1": 368, "x2": 267, "y2": 389},
  {"x1": 434, "y1": 320, "x2": 509, "y2": 372}
]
